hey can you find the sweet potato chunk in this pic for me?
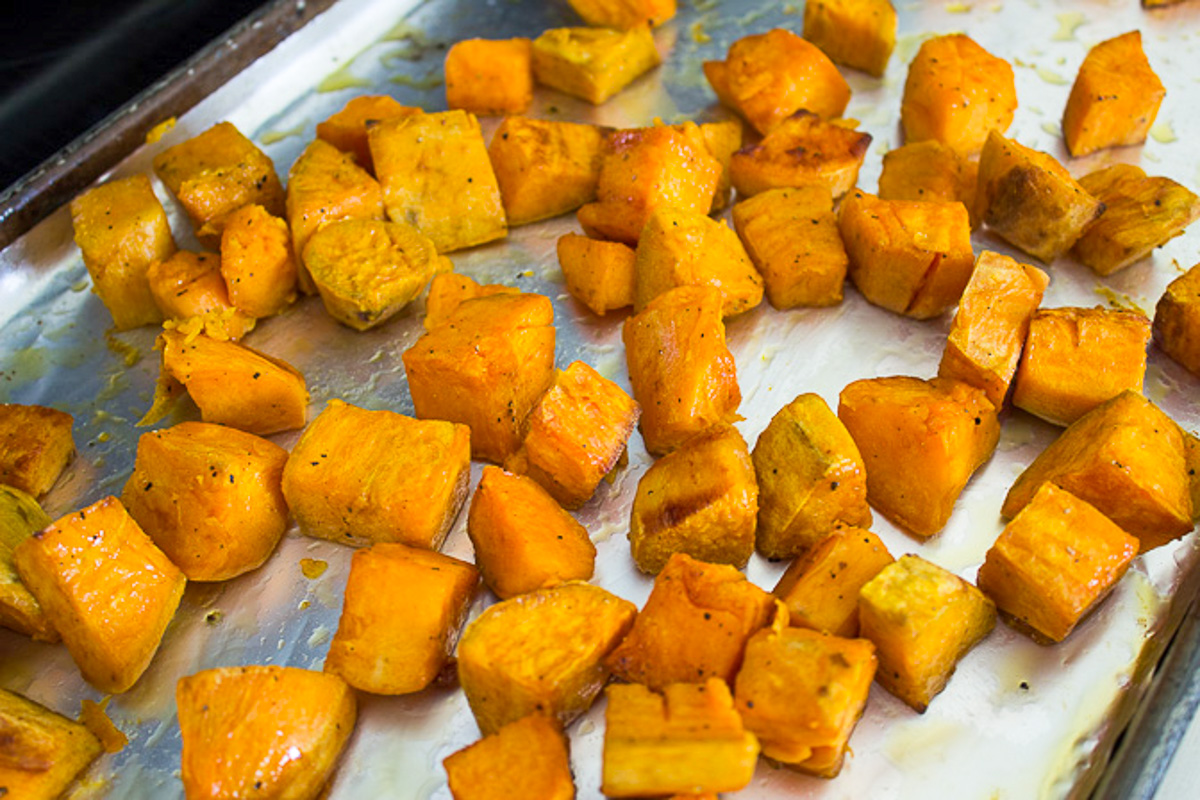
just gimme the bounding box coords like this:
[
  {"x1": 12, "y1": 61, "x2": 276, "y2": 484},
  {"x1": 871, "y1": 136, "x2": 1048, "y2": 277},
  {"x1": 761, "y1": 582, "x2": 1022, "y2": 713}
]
[
  {"x1": 505, "y1": 361, "x2": 639, "y2": 509},
  {"x1": 0, "y1": 688, "x2": 102, "y2": 800},
  {"x1": 489, "y1": 117, "x2": 608, "y2": 226},
  {"x1": 1073, "y1": 164, "x2": 1200, "y2": 276},
  {"x1": 146, "y1": 251, "x2": 255, "y2": 341},
  {"x1": 623, "y1": 286, "x2": 740, "y2": 456},
  {"x1": 403, "y1": 292, "x2": 555, "y2": 464},
  {"x1": 730, "y1": 111, "x2": 871, "y2": 199},
  {"x1": 773, "y1": 526, "x2": 893, "y2": 637},
  {"x1": 858, "y1": 555, "x2": 996, "y2": 712},
  {"x1": 752, "y1": 393, "x2": 871, "y2": 560},
  {"x1": 177, "y1": 666, "x2": 355, "y2": 800},
  {"x1": 159, "y1": 328, "x2": 308, "y2": 435},
  {"x1": 13, "y1": 497, "x2": 185, "y2": 693},
  {"x1": 878, "y1": 141, "x2": 978, "y2": 216},
  {"x1": 423, "y1": 272, "x2": 519, "y2": 331},
  {"x1": 120, "y1": 422, "x2": 288, "y2": 581},
  {"x1": 1186, "y1": 432, "x2": 1200, "y2": 521},
  {"x1": 1002, "y1": 391, "x2": 1193, "y2": 552},
  {"x1": 566, "y1": 0, "x2": 676, "y2": 28},
  {"x1": 283, "y1": 399, "x2": 470, "y2": 549},
  {"x1": 634, "y1": 206, "x2": 763, "y2": 317},
  {"x1": 219, "y1": 203, "x2": 298, "y2": 317},
  {"x1": 734, "y1": 616, "x2": 876, "y2": 777},
  {"x1": 325, "y1": 543, "x2": 479, "y2": 694},
  {"x1": 371, "y1": 110, "x2": 507, "y2": 253},
  {"x1": 315, "y1": 95, "x2": 420, "y2": 174},
  {"x1": 606, "y1": 552, "x2": 774, "y2": 689},
  {"x1": 978, "y1": 483, "x2": 1137, "y2": 643},
  {"x1": 694, "y1": 119, "x2": 744, "y2": 214},
  {"x1": 444, "y1": 714, "x2": 575, "y2": 800},
  {"x1": 1062, "y1": 31, "x2": 1165, "y2": 158},
  {"x1": 446, "y1": 38, "x2": 533, "y2": 116},
  {"x1": 937, "y1": 251, "x2": 1049, "y2": 409},
  {"x1": 556, "y1": 233, "x2": 636, "y2": 316},
  {"x1": 457, "y1": 581, "x2": 636, "y2": 735},
  {"x1": 838, "y1": 376, "x2": 999, "y2": 538},
  {"x1": 468, "y1": 467, "x2": 596, "y2": 599},
  {"x1": 704, "y1": 29, "x2": 850, "y2": 135},
  {"x1": 1011, "y1": 307, "x2": 1151, "y2": 427},
  {"x1": 1155, "y1": 263, "x2": 1200, "y2": 377},
  {"x1": 0, "y1": 485, "x2": 56, "y2": 642},
  {"x1": 629, "y1": 424, "x2": 758, "y2": 574},
  {"x1": 0, "y1": 404, "x2": 74, "y2": 498},
  {"x1": 532, "y1": 26, "x2": 661, "y2": 105},
  {"x1": 803, "y1": 0, "x2": 896, "y2": 77},
  {"x1": 900, "y1": 34, "x2": 1016, "y2": 155},
  {"x1": 602, "y1": 679, "x2": 759, "y2": 798},
  {"x1": 838, "y1": 191, "x2": 975, "y2": 319}
]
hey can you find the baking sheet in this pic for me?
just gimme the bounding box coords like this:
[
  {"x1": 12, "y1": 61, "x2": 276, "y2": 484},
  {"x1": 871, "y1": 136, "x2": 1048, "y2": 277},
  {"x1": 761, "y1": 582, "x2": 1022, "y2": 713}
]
[{"x1": 2, "y1": 0, "x2": 1200, "y2": 798}]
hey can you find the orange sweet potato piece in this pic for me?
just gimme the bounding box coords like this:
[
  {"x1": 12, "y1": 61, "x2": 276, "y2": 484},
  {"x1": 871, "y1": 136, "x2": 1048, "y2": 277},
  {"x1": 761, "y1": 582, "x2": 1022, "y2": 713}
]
[
  {"x1": 900, "y1": 34, "x2": 1016, "y2": 155},
  {"x1": 729, "y1": 111, "x2": 871, "y2": 199},
  {"x1": 177, "y1": 666, "x2": 355, "y2": 800},
  {"x1": 1011, "y1": 307, "x2": 1151, "y2": 427},
  {"x1": 532, "y1": 26, "x2": 661, "y2": 105},
  {"x1": 773, "y1": 527, "x2": 893, "y2": 637},
  {"x1": 444, "y1": 714, "x2": 575, "y2": 800},
  {"x1": 488, "y1": 117, "x2": 609, "y2": 226},
  {"x1": 219, "y1": 203, "x2": 298, "y2": 317},
  {"x1": 978, "y1": 482, "x2": 1137, "y2": 643},
  {"x1": 1154, "y1": 262, "x2": 1200, "y2": 377},
  {"x1": 566, "y1": 0, "x2": 676, "y2": 28},
  {"x1": 859, "y1": 555, "x2": 996, "y2": 712},
  {"x1": 838, "y1": 376, "x2": 999, "y2": 538},
  {"x1": 0, "y1": 405, "x2": 74, "y2": 498},
  {"x1": 146, "y1": 251, "x2": 255, "y2": 341},
  {"x1": 0, "y1": 486, "x2": 57, "y2": 642},
  {"x1": 423, "y1": 272, "x2": 519, "y2": 331},
  {"x1": 556, "y1": 233, "x2": 636, "y2": 316},
  {"x1": 1186, "y1": 431, "x2": 1200, "y2": 521},
  {"x1": 0, "y1": 688, "x2": 102, "y2": 800},
  {"x1": 325, "y1": 543, "x2": 479, "y2": 694},
  {"x1": 606, "y1": 552, "x2": 774, "y2": 689},
  {"x1": 704, "y1": 29, "x2": 851, "y2": 135},
  {"x1": 457, "y1": 581, "x2": 636, "y2": 735},
  {"x1": 937, "y1": 251, "x2": 1049, "y2": 409},
  {"x1": 446, "y1": 38, "x2": 534, "y2": 116},
  {"x1": 877, "y1": 141, "x2": 978, "y2": 217},
  {"x1": 315, "y1": 95, "x2": 420, "y2": 174},
  {"x1": 803, "y1": 0, "x2": 897, "y2": 77},
  {"x1": 693, "y1": 119, "x2": 744, "y2": 213},
  {"x1": 13, "y1": 497, "x2": 185, "y2": 693},
  {"x1": 1062, "y1": 31, "x2": 1164, "y2": 158}
]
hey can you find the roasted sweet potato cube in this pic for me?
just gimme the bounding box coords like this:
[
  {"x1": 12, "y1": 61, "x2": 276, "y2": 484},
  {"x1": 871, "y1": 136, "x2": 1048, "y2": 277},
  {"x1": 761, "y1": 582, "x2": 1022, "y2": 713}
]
[
  {"x1": 703, "y1": 29, "x2": 850, "y2": 135},
  {"x1": 606, "y1": 552, "x2": 774, "y2": 689},
  {"x1": 371, "y1": 110, "x2": 507, "y2": 253},
  {"x1": 219, "y1": 203, "x2": 298, "y2": 317},
  {"x1": 457, "y1": 581, "x2": 636, "y2": 735},
  {"x1": 423, "y1": 272, "x2": 519, "y2": 331},
  {"x1": 13, "y1": 497, "x2": 185, "y2": 693},
  {"x1": 556, "y1": 233, "x2": 636, "y2": 316},
  {"x1": 838, "y1": 191, "x2": 975, "y2": 319},
  {"x1": 532, "y1": 26, "x2": 661, "y2": 105},
  {"x1": 152, "y1": 121, "x2": 285, "y2": 245},
  {"x1": 694, "y1": 119, "x2": 743, "y2": 213},
  {"x1": 578, "y1": 124, "x2": 722, "y2": 245},
  {"x1": 938, "y1": 251, "x2": 1049, "y2": 409},
  {"x1": 505, "y1": 361, "x2": 639, "y2": 508},
  {"x1": 1155, "y1": 263, "x2": 1200, "y2": 377},
  {"x1": 978, "y1": 483, "x2": 1137, "y2": 643},
  {"x1": 629, "y1": 425, "x2": 758, "y2": 574},
  {"x1": 1011, "y1": 307, "x2": 1150, "y2": 427},
  {"x1": 0, "y1": 688, "x2": 102, "y2": 800},
  {"x1": 1186, "y1": 431, "x2": 1200, "y2": 521},
  {"x1": 488, "y1": 117, "x2": 608, "y2": 226},
  {"x1": 120, "y1": 422, "x2": 288, "y2": 581},
  {"x1": 859, "y1": 555, "x2": 996, "y2": 712},
  {"x1": 602, "y1": 679, "x2": 759, "y2": 798},
  {"x1": 146, "y1": 251, "x2": 255, "y2": 341},
  {"x1": 734, "y1": 615, "x2": 876, "y2": 776},
  {"x1": 159, "y1": 328, "x2": 308, "y2": 435},
  {"x1": 1062, "y1": 31, "x2": 1165, "y2": 158},
  {"x1": 444, "y1": 714, "x2": 575, "y2": 800},
  {"x1": 623, "y1": 286, "x2": 740, "y2": 456},
  {"x1": 634, "y1": 206, "x2": 763, "y2": 317},
  {"x1": 803, "y1": 0, "x2": 896, "y2": 77},
  {"x1": 752, "y1": 393, "x2": 871, "y2": 560},
  {"x1": 1002, "y1": 391, "x2": 1193, "y2": 552},
  {"x1": 731, "y1": 185, "x2": 848, "y2": 309},
  {"x1": 878, "y1": 141, "x2": 978, "y2": 216},
  {"x1": 566, "y1": 0, "x2": 676, "y2": 28},
  {"x1": 177, "y1": 666, "x2": 356, "y2": 800},
  {"x1": 325, "y1": 543, "x2": 479, "y2": 694},
  {"x1": 730, "y1": 111, "x2": 871, "y2": 199},
  {"x1": 315, "y1": 95, "x2": 420, "y2": 174},
  {"x1": 468, "y1": 467, "x2": 596, "y2": 599},
  {"x1": 1073, "y1": 164, "x2": 1200, "y2": 276},
  {"x1": 446, "y1": 38, "x2": 534, "y2": 116},
  {"x1": 0, "y1": 485, "x2": 56, "y2": 642},
  {"x1": 838, "y1": 376, "x2": 999, "y2": 538},
  {"x1": 773, "y1": 526, "x2": 893, "y2": 637},
  {"x1": 0, "y1": 404, "x2": 74, "y2": 498},
  {"x1": 282, "y1": 399, "x2": 470, "y2": 549},
  {"x1": 901, "y1": 34, "x2": 1016, "y2": 155},
  {"x1": 403, "y1": 292, "x2": 555, "y2": 464}
]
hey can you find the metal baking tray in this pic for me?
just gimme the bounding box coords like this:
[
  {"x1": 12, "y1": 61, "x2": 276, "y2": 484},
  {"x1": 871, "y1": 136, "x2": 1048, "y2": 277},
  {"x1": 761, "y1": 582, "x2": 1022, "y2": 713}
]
[{"x1": 2, "y1": 1, "x2": 1199, "y2": 798}]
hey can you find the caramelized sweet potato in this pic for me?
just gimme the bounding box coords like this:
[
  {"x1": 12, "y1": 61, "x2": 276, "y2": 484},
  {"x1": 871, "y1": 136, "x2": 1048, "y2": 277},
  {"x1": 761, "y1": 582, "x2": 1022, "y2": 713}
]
[
  {"x1": 488, "y1": 117, "x2": 608, "y2": 226},
  {"x1": 532, "y1": 26, "x2": 661, "y2": 105},
  {"x1": 556, "y1": 233, "x2": 636, "y2": 316},
  {"x1": 1062, "y1": 31, "x2": 1165, "y2": 158},
  {"x1": 446, "y1": 38, "x2": 534, "y2": 116},
  {"x1": 566, "y1": 0, "x2": 676, "y2": 28},
  {"x1": 878, "y1": 141, "x2": 978, "y2": 215},
  {"x1": 219, "y1": 203, "x2": 298, "y2": 317},
  {"x1": 803, "y1": 0, "x2": 896, "y2": 77},
  {"x1": 146, "y1": 251, "x2": 255, "y2": 341},
  {"x1": 315, "y1": 95, "x2": 420, "y2": 174},
  {"x1": 0, "y1": 485, "x2": 57, "y2": 641},
  {"x1": 1154, "y1": 263, "x2": 1200, "y2": 377},
  {"x1": 1186, "y1": 431, "x2": 1200, "y2": 521},
  {"x1": 423, "y1": 272, "x2": 519, "y2": 331},
  {"x1": 444, "y1": 714, "x2": 575, "y2": 800},
  {"x1": 729, "y1": 111, "x2": 871, "y2": 199},
  {"x1": 0, "y1": 404, "x2": 74, "y2": 498},
  {"x1": 0, "y1": 688, "x2": 102, "y2": 800}
]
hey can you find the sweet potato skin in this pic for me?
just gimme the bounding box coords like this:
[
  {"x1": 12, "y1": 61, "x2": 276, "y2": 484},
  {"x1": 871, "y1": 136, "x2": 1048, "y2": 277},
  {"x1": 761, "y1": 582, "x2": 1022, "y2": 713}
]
[
  {"x1": 0, "y1": 688, "x2": 103, "y2": 800},
  {"x1": 443, "y1": 714, "x2": 576, "y2": 800},
  {"x1": 446, "y1": 38, "x2": 534, "y2": 116},
  {"x1": 1155, "y1": 263, "x2": 1200, "y2": 377},
  {"x1": 1062, "y1": 31, "x2": 1165, "y2": 158},
  {"x1": 0, "y1": 404, "x2": 74, "y2": 499}
]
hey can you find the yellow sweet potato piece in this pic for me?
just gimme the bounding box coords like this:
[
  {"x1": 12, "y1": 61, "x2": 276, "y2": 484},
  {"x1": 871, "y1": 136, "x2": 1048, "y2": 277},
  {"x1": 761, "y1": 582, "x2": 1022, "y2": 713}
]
[
  {"x1": 444, "y1": 714, "x2": 575, "y2": 800},
  {"x1": 488, "y1": 117, "x2": 608, "y2": 226},
  {"x1": 0, "y1": 404, "x2": 74, "y2": 498},
  {"x1": 566, "y1": 0, "x2": 676, "y2": 28},
  {"x1": 0, "y1": 688, "x2": 102, "y2": 800},
  {"x1": 0, "y1": 485, "x2": 57, "y2": 642},
  {"x1": 446, "y1": 38, "x2": 534, "y2": 116},
  {"x1": 146, "y1": 251, "x2": 255, "y2": 341},
  {"x1": 457, "y1": 581, "x2": 636, "y2": 735},
  {"x1": 1011, "y1": 307, "x2": 1151, "y2": 427},
  {"x1": 556, "y1": 233, "x2": 636, "y2": 316},
  {"x1": 315, "y1": 95, "x2": 420, "y2": 174},
  {"x1": 423, "y1": 272, "x2": 520, "y2": 331},
  {"x1": 325, "y1": 543, "x2": 479, "y2": 694},
  {"x1": 858, "y1": 555, "x2": 996, "y2": 712},
  {"x1": 729, "y1": 111, "x2": 870, "y2": 199},
  {"x1": 838, "y1": 376, "x2": 999, "y2": 538},
  {"x1": 177, "y1": 666, "x2": 355, "y2": 800},
  {"x1": 1154, "y1": 262, "x2": 1200, "y2": 377},
  {"x1": 803, "y1": 0, "x2": 896, "y2": 77},
  {"x1": 532, "y1": 26, "x2": 661, "y2": 105},
  {"x1": 13, "y1": 497, "x2": 185, "y2": 693},
  {"x1": 220, "y1": 203, "x2": 298, "y2": 317},
  {"x1": 878, "y1": 141, "x2": 978, "y2": 218},
  {"x1": 1062, "y1": 31, "x2": 1165, "y2": 158}
]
